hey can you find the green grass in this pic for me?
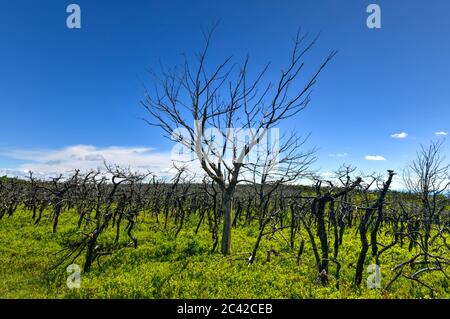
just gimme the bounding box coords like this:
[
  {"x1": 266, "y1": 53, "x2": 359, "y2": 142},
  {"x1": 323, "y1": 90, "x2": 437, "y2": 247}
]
[{"x1": 0, "y1": 209, "x2": 449, "y2": 298}]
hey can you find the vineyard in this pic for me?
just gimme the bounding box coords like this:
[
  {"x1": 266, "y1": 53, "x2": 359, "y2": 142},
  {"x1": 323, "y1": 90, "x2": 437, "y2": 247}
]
[{"x1": 1, "y1": 158, "x2": 449, "y2": 298}]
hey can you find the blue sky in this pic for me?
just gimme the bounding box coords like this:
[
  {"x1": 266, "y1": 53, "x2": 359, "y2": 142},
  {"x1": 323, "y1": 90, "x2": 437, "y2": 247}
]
[{"x1": 0, "y1": 0, "x2": 449, "y2": 185}]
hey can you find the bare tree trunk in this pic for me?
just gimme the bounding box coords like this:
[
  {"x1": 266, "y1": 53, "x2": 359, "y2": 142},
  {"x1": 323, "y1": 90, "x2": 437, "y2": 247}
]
[
  {"x1": 221, "y1": 190, "x2": 233, "y2": 255},
  {"x1": 354, "y1": 210, "x2": 370, "y2": 286},
  {"x1": 248, "y1": 217, "x2": 267, "y2": 265},
  {"x1": 52, "y1": 202, "x2": 62, "y2": 233},
  {"x1": 311, "y1": 198, "x2": 329, "y2": 284},
  {"x1": 84, "y1": 231, "x2": 99, "y2": 272}
]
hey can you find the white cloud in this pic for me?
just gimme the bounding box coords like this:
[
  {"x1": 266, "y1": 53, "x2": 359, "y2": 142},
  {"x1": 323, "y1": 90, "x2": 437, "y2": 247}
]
[
  {"x1": 0, "y1": 144, "x2": 202, "y2": 178},
  {"x1": 365, "y1": 155, "x2": 386, "y2": 161},
  {"x1": 321, "y1": 171, "x2": 335, "y2": 177},
  {"x1": 391, "y1": 132, "x2": 408, "y2": 139},
  {"x1": 435, "y1": 131, "x2": 448, "y2": 136},
  {"x1": 328, "y1": 152, "x2": 348, "y2": 158}
]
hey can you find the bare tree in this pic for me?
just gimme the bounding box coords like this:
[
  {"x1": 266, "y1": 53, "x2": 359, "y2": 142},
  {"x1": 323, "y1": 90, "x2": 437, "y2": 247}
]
[
  {"x1": 403, "y1": 140, "x2": 450, "y2": 260},
  {"x1": 142, "y1": 27, "x2": 336, "y2": 255},
  {"x1": 354, "y1": 170, "x2": 395, "y2": 286}
]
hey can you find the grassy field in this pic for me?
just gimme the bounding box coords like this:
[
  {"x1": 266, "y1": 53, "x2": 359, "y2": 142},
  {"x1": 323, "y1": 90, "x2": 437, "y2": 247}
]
[{"x1": 0, "y1": 208, "x2": 448, "y2": 299}]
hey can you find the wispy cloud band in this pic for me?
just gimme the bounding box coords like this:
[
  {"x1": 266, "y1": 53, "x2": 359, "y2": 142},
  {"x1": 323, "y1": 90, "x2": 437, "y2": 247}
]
[
  {"x1": 328, "y1": 152, "x2": 348, "y2": 158},
  {"x1": 0, "y1": 145, "x2": 179, "y2": 178},
  {"x1": 365, "y1": 155, "x2": 386, "y2": 161}
]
